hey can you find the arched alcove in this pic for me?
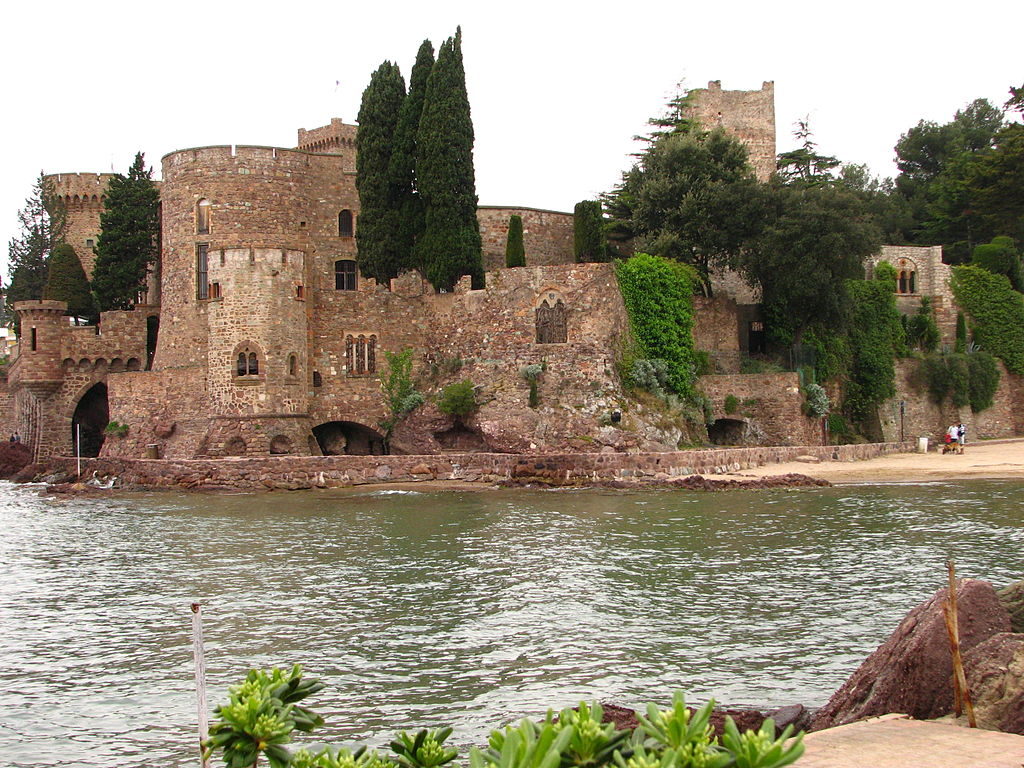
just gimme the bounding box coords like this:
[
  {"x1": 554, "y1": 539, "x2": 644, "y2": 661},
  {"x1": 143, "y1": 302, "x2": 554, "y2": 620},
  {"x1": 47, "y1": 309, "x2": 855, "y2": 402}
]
[
  {"x1": 312, "y1": 421, "x2": 386, "y2": 455},
  {"x1": 707, "y1": 418, "x2": 748, "y2": 446},
  {"x1": 71, "y1": 383, "x2": 109, "y2": 458}
]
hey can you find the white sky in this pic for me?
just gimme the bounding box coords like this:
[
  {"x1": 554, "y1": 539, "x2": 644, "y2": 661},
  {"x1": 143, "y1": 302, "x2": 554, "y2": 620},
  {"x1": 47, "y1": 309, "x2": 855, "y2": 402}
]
[{"x1": 1, "y1": 0, "x2": 1020, "y2": 277}]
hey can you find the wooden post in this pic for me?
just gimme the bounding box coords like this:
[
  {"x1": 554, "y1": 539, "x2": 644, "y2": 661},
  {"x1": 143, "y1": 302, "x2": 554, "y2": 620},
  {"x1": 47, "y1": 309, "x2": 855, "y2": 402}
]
[
  {"x1": 943, "y1": 560, "x2": 977, "y2": 727},
  {"x1": 191, "y1": 603, "x2": 211, "y2": 767}
]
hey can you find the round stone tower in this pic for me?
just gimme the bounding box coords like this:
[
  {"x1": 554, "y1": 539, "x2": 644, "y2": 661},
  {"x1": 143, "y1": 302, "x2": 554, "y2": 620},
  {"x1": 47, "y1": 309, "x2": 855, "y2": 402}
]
[{"x1": 12, "y1": 300, "x2": 68, "y2": 397}]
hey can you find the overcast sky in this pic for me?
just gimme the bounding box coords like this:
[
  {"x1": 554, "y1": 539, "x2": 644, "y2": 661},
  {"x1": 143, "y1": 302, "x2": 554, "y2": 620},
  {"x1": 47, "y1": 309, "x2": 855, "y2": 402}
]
[{"x1": 1, "y1": 0, "x2": 1020, "y2": 276}]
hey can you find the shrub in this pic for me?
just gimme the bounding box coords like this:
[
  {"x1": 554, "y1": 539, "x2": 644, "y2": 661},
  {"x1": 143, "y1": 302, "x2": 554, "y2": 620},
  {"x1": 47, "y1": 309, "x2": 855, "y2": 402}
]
[
  {"x1": 951, "y1": 265, "x2": 1024, "y2": 375},
  {"x1": 873, "y1": 260, "x2": 897, "y2": 283},
  {"x1": 505, "y1": 215, "x2": 525, "y2": 268},
  {"x1": 380, "y1": 348, "x2": 422, "y2": 434},
  {"x1": 437, "y1": 380, "x2": 477, "y2": 417},
  {"x1": 968, "y1": 350, "x2": 1001, "y2": 413},
  {"x1": 104, "y1": 421, "x2": 129, "y2": 437},
  {"x1": 723, "y1": 394, "x2": 740, "y2": 414},
  {"x1": 920, "y1": 350, "x2": 1001, "y2": 413},
  {"x1": 904, "y1": 298, "x2": 940, "y2": 353},
  {"x1": 844, "y1": 278, "x2": 904, "y2": 423},
  {"x1": 628, "y1": 358, "x2": 671, "y2": 398},
  {"x1": 955, "y1": 312, "x2": 968, "y2": 353},
  {"x1": 574, "y1": 200, "x2": 605, "y2": 263},
  {"x1": 803, "y1": 382, "x2": 830, "y2": 418}
]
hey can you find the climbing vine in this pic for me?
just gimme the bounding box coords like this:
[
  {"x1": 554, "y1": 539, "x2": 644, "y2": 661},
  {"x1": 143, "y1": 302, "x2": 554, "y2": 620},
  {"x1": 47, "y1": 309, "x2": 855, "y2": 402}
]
[
  {"x1": 844, "y1": 277, "x2": 905, "y2": 424},
  {"x1": 951, "y1": 265, "x2": 1024, "y2": 375}
]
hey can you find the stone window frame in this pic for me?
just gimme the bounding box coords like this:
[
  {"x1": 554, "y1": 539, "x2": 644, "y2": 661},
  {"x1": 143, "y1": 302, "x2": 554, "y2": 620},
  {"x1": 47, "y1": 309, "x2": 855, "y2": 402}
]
[
  {"x1": 196, "y1": 243, "x2": 210, "y2": 300},
  {"x1": 344, "y1": 333, "x2": 378, "y2": 376},
  {"x1": 535, "y1": 290, "x2": 568, "y2": 344},
  {"x1": 286, "y1": 353, "x2": 299, "y2": 380},
  {"x1": 338, "y1": 210, "x2": 354, "y2": 238},
  {"x1": 896, "y1": 259, "x2": 918, "y2": 295},
  {"x1": 232, "y1": 341, "x2": 265, "y2": 385},
  {"x1": 335, "y1": 259, "x2": 358, "y2": 291},
  {"x1": 196, "y1": 198, "x2": 211, "y2": 234}
]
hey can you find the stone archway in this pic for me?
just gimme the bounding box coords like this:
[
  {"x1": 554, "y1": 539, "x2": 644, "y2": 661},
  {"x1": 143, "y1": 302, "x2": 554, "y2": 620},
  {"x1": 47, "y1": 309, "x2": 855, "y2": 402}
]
[
  {"x1": 707, "y1": 418, "x2": 748, "y2": 446},
  {"x1": 71, "y1": 383, "x2": 109, "y2": 457},
  {"x1": 312, "y1": 421, "x2": 387, "y2": 455}
]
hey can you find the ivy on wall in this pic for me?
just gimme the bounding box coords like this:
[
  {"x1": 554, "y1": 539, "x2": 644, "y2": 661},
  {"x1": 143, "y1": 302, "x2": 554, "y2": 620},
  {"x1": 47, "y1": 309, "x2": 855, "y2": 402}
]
[
  {"x1": 844, "y1": 276, "x2": 906, "y2": 424},
  {"x1": 951, "y1": 265, "x2": 1024, "y2": 375},
  {"x1": 615, "y1": 253, "x2": 698, "y2": 400}
]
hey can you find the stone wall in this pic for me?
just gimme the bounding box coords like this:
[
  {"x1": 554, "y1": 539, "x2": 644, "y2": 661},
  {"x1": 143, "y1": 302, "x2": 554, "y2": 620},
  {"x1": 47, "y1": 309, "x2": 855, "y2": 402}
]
[
  {"x1": 57, "y1": 440, "x2": 915, "y2": 491},
  {"x1": 48, "y1": 172, "x2": 117, "y2": 278},
  {"x1": 476, "y1": 206, "x2": 575, "y2": 270},
  {"x1": 880, "y1": 359, "x2": 1024, "y2": 444},
  {"x1": 700, "y1": 372, "x2": 821, "y2": 446}
]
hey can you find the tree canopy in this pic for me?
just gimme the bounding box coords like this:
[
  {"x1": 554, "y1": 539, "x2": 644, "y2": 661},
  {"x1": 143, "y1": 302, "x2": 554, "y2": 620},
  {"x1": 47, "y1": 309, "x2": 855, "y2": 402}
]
[
  {"x1": 92, "y1": 153, "x2": 160, "y2": 311},
  {"x1": 5, "y1": 173, "x2": 66, "y2": 330},
  {"x1": 44, "y1": 242, "x2": 95, "y2": 324}
]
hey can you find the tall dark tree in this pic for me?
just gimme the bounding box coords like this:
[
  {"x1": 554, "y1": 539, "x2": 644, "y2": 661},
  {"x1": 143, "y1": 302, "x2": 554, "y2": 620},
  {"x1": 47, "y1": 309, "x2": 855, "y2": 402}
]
[
  {"x1": 573, "y1": 201, "x2": 604, "y2": 263},
  {"x1": 776, "y1": 119, "x2": 840, "y2": 186},
  {"x1": 356, "y1": 61, "x2": 406, "y2": 286},
  {"x1": 44, "y1": 243, "x2": 96, "y2": 324},
  {"x1": 505, "y1": 214, "x2": 525, "y2": 267},
  {"x1": 415, "y1": 27, "x2": 484, "y2": 291},
  {"x1": 388, "y1": 40, "x2": 435, "y2": 273},
  {"x1": 92, "y1": 153, "x2": 160, "y2": 311},
  {"x1": 6, "y1": 173, "x2": 66, "y2": 331}
]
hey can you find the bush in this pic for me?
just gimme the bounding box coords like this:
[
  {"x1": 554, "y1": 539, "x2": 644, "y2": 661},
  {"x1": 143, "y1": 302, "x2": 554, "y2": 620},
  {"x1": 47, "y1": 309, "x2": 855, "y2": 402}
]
[
  {"x1": 844, "y1": 278, "x2": 904, "y2": 423},
  {"x1": 968, "y1": 351, "x2": 1001, "y2": 412},
  {"x1": 904, "y1": 298, "x2": 940, "y2": 353},
  {"x1": 205, "y1": 668, "x2": 805, "y2": 768},
  {"x1": 803, "y1": 382, "x2": 830, "y2": 418},
  {"x1": 920, "y1": 350, "x2": 1001, "y2": 413},
  {"x1": 505, "y1": 215, "x2": 525, "y2": 268},
  {"x1": 437, "y1": 380, "x2": 477, "y2": 417},
  {"x1": 380, "y1": 348, "x2": 422, "y2": 434},
  {"x1": 628, "y1": 358, "x2": 671, "y2": 398},
  {"x1": 951, "y1": 265, "x2": 1024, "y2": 375},
  {"x1": 104, "y1": 421, "x2": 129, "y2": 437},
  {"x1": 723, "y1": 394, "x2": 740, "y2": 414}
]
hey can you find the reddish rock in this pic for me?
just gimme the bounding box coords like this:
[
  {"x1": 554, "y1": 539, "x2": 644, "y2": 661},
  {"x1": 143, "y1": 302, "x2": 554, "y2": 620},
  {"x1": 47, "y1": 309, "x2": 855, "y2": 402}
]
[
  {"x1": 965, "y1": 633, "x2": 1024, "y2": 734},
  {"x1": 812, "y1": 579, "x2": 1011, "y2": 730},
  {"x1": 598, "y1": 703, "x2": 639, "y2": 731},
  {"x1": 0, "y1": 441, "x2": 32, "y2": 479},
  {"x1": 154, "y1": 421, "x2": 176, "y2": 439},
  {"x1": 997, "y1": 581, "x2": 1024, "y2": 633}
]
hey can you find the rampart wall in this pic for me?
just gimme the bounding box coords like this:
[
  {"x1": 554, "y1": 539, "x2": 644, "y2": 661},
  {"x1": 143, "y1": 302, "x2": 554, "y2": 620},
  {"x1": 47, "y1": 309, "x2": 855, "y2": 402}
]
[
  {"x1": 688, "y1": 81, "x2": 776, "y2": 182},
  {"x1": 477, "y1": 206, "x2": 575, "y2": 270},
  {"x1": 700, "y1": 372, "x2": 821, "y2": 446}
]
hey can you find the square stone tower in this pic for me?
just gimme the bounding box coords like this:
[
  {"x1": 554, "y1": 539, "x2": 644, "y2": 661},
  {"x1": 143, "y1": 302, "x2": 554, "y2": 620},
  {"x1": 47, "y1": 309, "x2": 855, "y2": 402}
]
[{"x1": 688, "y1": 81, "x2": 776, "y2": 182}]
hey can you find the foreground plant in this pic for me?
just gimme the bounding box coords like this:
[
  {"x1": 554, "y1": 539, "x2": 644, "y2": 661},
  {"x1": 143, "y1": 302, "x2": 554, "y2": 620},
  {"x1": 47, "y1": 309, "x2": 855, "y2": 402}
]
[{"x1": 204, "y1": 668, "x2": 803, "y2": 768}]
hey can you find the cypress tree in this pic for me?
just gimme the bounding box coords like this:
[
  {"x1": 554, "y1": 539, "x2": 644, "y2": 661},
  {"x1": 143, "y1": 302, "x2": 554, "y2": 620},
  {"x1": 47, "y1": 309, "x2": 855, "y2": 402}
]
[
  {"x1": 505, "y1": 215, "x2": 525, "y2": 267},
  {"x1": 44, "y1": 243, "x2": 96, "y2": 324},
  {"x1": 574, "y1": 200, "x2": 605, "y2": 262},
  {"x1": 415, "y1": 27, "x2": 484, "y2": 291},
  {"x1": 5, "y1": 173, "x2": 66, "y2": 332},
  {"x1": 92, "y1": 153, "x2": 160, "y2": 311},
  {"x1": 388, "y1": 40, "x2": 435, "y2": 273},
  {"x1": 356, "y1": 61, "x2": 406, "y2": 286},
  {"x1": 955, "y1": 311, "x2": 968, "y2": 353}
]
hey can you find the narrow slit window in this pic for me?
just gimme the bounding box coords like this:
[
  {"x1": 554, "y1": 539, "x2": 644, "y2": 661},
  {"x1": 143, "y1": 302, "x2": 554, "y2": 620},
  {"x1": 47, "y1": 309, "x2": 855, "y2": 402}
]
[
  {"x1": 196, "y1": 244, "x2": 209, "y2": 300},
  {"x1": 197, "y1": 199, "x2": 210, "y2": 234}
]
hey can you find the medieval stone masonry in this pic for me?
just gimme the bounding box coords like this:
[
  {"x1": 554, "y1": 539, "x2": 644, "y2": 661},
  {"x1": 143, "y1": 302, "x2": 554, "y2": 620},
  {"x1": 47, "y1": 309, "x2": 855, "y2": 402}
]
[{"x1": 6, "y1": 82, "x2": 1003, "y2": 464}]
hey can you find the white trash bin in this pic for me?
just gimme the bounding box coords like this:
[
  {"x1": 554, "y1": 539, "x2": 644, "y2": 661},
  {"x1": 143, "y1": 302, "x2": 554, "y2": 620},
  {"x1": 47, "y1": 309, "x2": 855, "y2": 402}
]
[{"x1": 917, "y1": 437, "x2": 929, "y2": 453}]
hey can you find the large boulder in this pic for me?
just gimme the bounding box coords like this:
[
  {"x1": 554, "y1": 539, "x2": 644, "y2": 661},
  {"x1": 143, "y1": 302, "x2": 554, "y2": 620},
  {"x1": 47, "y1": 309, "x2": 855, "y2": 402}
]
[
  {"x1": 997, "y1": 581, "x2": 1024, "y2": 633},
  {"x1": 965, "y1": 633, "x2": 1024, "y2": 734},
  {"x1": 812, "y1": 579, "x2": 1011, "y2": 730}
]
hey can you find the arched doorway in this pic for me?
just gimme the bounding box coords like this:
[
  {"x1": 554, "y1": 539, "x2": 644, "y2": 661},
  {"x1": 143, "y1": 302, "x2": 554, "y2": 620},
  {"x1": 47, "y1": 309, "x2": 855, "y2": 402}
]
[
  {"x1": 707, "y1": 418, "x2": 748, "y2": 446},
  {"x1": 72, "y1": 383, "x2": 109, "y2": 457},
  {"x1": 312, "y1": 421, "x2": 387, "y2": 455}
]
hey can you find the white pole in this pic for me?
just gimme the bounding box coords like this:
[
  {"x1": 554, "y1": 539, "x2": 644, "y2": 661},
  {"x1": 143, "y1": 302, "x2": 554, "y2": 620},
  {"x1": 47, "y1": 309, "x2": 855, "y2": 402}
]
[
  {"x1": 76, "y1": 423, "x2": 81, "y2": 478},
  {"x1": 191, "y1": 603, "x2": 210, "y2": 768}
]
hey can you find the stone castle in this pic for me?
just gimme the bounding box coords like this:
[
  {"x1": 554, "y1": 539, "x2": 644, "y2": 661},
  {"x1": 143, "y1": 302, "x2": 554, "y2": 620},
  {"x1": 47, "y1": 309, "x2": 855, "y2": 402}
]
[{"x1": 4, "y1": 81, "x2": 995, "y2": 464}]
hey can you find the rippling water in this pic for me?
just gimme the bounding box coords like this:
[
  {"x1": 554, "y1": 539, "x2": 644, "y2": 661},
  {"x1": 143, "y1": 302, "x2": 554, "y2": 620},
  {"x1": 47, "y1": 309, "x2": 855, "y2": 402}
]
[{"x1": 1, "y1": 480, "x2": 1022, "y2": 767}]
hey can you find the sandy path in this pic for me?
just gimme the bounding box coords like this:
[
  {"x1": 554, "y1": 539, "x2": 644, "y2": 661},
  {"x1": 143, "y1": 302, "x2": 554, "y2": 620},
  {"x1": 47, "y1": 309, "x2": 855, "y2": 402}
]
[{"x1": 723, "y1": 438, "x2": 1024, "y2": 485}]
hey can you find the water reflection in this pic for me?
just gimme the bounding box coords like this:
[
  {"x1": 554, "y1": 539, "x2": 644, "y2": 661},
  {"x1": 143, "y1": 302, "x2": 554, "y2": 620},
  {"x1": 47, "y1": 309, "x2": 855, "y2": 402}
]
[{"x1": 1, "y1": 481, "x2": 1022, "y2": 767}]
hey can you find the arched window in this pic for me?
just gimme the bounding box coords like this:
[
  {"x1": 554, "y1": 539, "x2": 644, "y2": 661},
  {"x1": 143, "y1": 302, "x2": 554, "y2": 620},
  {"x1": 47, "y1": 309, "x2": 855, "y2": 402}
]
[
  {"x1": 237, "y1": 353, "x2": 247, "y2": 376},
  {"x1": 536, "y1": 297, "x2": 568, "y2": 344},
  {"x1": 909, "y1": 271, "x2": 917, "y2": 294},
  {"x1": 288, "y1": 354, "x2": 298, "y2": 376},
  {"x1": 338, "y1": 210, "x2": 354, "y2": 237},
  {"x1": 335, "y1": 259, "x2": 357, "y2": 290},
  {"x1": 898, "y1": 271, "x2": 908, "y2": 294},
  {"x1": 234, "y1": 344, "x2": 262, "y2": 378},
  {"x1": 345, "y1": 333, "x2": 377, "y2": 375},
  {"x1": 197, "y1": 199, "x2": 210, "y2": 234},
  {"x1": 248, "y1": 352, "x2": 259, "y2": 375}
]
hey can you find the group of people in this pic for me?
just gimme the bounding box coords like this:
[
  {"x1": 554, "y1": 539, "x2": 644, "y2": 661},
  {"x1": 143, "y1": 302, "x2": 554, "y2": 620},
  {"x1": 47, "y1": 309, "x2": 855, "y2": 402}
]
[
  {"x1": 944, "y1": 423, "x2": 967, "y2": 454},
  {"x1": 7, "y1": 432, "x2": 20, "y2": 443}
]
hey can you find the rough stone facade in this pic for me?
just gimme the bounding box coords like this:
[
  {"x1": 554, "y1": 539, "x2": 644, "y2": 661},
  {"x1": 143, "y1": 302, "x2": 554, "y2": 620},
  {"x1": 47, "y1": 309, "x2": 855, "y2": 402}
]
[
  {"x1": 688, "y1": 81, "x2": 777, "y2": 182},
  {"x1": 476, "y1": 206, "x2": 575, "y2": 270},
  {"x1": 700, "y1": 372, "x2": 821, "y2": 446}
]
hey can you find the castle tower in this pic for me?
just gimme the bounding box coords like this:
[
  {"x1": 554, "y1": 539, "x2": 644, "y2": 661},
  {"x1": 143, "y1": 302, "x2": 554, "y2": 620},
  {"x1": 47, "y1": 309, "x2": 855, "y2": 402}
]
[
  {"x1": 687, "y1": 81, "x2": 776, "y2": 182},
  {"x1": 46, "y1": 173, "x2": 116, "y2": 278},
  {"x1": 156, "y1": 145, "x2": 318, "y2": 455},
  {"x1": 296, "y1": 118, "x2": 358, "y2": 171}
]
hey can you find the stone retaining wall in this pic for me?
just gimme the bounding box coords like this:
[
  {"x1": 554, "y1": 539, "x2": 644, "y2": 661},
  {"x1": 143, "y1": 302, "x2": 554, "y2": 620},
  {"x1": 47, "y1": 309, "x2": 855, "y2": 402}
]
[{"x1": 55, "y1": 441, "x2": 915, "y2": 491}]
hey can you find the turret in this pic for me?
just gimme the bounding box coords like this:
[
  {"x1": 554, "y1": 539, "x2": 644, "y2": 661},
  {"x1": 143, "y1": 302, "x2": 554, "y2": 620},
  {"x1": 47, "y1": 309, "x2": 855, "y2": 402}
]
[{"x1": 12, "y1": 300, "x2": 67, "y2": 396}]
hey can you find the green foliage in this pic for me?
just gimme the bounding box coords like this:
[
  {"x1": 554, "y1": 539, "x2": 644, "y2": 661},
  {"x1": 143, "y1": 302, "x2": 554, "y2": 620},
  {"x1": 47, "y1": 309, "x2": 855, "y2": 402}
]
[
  {"x1": 627, "y1": 359, "x2": 671, "y2": 398},
  {"x1": 744, "y1": 184, "x2": 877, "y2": 346},
  {"x1": 521, "y1": 363, "x2": 543, "y2": 407},
  {"x1": 6, "y1": 173, "x2": 66, "y2": 332},
  {"x1": 357, "y1": 61, "x2": 408, "y2": 285},
  {"x1": 389, "y1": 40, "x2": 435, "y2": 274},
  {"x1": 971, "y1": 236, "x2": 1023, "y2": 291},
  {"x1": 723, "y1": 395, "x2": 739, "y2": 414},
  {"x1": 955, "y1": 311, "x2": 968, "y2": 352},
  {"x1": 573, "y1": 201, "x2": 605, "y2": 263},
  {"x1": 506, "y1": 215, "x2": 526, "y2": 267},
  {"x1": 44, "y1": 243, "x2": 96, "y2": 324},
  {"x1": 415, "y1": 28, "x2": 484, "y2": 291},
  {"x1": 800, "y1": 327, "x2": 850, "y2": 384},
  {"x1": 844, "y1": 278, "x2": 905, "y2": 424},
  {"x1": 615, "y1": 254, "x2": 699, "y2": 399},
  {"x1": 204, "y1": 666, "x2": 325, "y2": 768},
  {"x1": 776, "y1": 119, "x2": 840, "y2": 187},
  {"x1": 92, "y1": 153, "x2": 160, "y2": 311},
  {"x1": 802, "y1": 382, "x2": 830, "y2": 419},
  {"x1": 922, "y1": 350, "x2": 1000, "y2": 413},
  {"x1": 951, "y1": 265, "x2": 1024, "y2": 374},
  {"x1": 603, "y1": 123, "x2": 764, "y2": 290},
  {"x1": 379, "y1": 348, "x2": 422, "y2": 434},
  {"x1": 103, "y1": 420, "x2": 129, "y2": 437},
  {"x1": 826, "y1": 413, "x2": 850, "y2": 439},
  {"x1": 873, "y1": 260, "x2": 897, "y2": 283},
  {"x1": 391, "y1": 729, "x2": 459, "y2": 768},
  {"x1": 437, "y1": 379, "x2": 477, "y2": 417},
  {"x1": 292, "y1": 747, "x2": 395, "y2": 768},
  {"x1": 904, "y1": 297, "x2": 940, "y2": 353}
]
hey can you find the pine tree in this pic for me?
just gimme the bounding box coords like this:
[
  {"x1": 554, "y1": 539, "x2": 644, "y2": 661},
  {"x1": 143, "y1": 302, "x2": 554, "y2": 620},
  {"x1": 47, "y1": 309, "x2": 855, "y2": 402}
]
[
  {"x1": 388, "y1": 40, "x2": 435, "y2": 273},
  {"x1": 415, "y1": 27, "x2": 484, "y2": 291},
  {"x1": 5, "y1": 173, "x2": 66, "y2": 332},
  {"x1": 574, "y1": 200, "x2": 605, "y2": 262},
  {"x1": 92, "y1": 153, "x2": 160, "y2": 311},
  {"x1": 44, "y1": 243, "x2": 96, "y2": 324},
  {"x1": 505, "y1": 215, "x2": 525, "y2": 267},
  {"x1": 356, "y1": 61, "x2": 406, "y2": 286}
]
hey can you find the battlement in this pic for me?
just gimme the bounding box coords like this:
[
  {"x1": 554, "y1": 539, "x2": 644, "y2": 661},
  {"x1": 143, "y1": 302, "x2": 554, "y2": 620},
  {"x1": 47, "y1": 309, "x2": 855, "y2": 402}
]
[
  {"x1": 46, "y1": 172, "x2": 116, "y2": 201},
  {"x1": 162, "y1": 144, "x2": 317, "y2": 168},
  {"x1": 14, "y1": 299, "x2": 68, "y2": 316},
  {"x1": 296, "y1": 118, "x2": 358, "y2": 154},
  {"x1": 688, "y1": 81, "x2": 776, "y2": 182}
]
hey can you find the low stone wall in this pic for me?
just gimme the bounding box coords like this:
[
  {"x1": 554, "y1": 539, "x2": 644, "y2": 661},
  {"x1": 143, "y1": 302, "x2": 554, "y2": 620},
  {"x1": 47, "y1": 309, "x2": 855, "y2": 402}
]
[{"x1": 54, "y1": 441, "x2": 915, "y2": 491}]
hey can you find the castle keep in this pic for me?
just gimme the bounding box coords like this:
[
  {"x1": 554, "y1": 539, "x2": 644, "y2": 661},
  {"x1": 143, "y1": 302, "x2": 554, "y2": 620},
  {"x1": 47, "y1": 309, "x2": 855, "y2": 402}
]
[{"x1": 6, "y1": 81, "x2": 989, "y2": 463}]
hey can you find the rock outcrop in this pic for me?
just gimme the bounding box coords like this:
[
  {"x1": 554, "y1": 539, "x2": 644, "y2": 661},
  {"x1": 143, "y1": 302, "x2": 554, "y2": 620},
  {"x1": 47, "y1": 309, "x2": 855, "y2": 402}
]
[
  {"x1": 965, "y1": 632, "x2": 1024, "y2": 734},
  {"x1": 812, "y1": 579, "x2": 1011, "y2": 730}
]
